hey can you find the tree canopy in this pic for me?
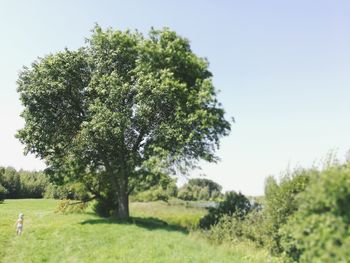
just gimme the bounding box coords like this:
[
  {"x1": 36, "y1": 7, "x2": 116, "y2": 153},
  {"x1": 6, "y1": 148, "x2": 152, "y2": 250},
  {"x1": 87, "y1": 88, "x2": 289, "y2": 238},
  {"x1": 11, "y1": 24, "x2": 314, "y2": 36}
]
[
  {"x1": 178, "y1": 178, "x2": 223, "y2": 201},
  {"x1": 17, "y1": 26, "x2": 231, "y2": 219}
]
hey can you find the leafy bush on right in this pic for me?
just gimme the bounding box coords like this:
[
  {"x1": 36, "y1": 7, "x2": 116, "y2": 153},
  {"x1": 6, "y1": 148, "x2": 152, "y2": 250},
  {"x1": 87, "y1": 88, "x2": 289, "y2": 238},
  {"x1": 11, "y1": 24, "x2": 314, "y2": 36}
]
[
  {"x1": 262, "y1": 169, "x2": 312, "y2": 253},
  {"x1": 280, "y1": 164, "x2": 350, "y2": 262}
]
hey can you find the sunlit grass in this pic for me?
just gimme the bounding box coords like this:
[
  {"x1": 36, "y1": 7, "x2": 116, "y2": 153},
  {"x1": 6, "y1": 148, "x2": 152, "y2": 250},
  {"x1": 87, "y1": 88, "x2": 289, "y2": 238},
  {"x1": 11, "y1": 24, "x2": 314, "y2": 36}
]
[{"x1": 0, "y1": 199, "x2": 280, "y2": 263}]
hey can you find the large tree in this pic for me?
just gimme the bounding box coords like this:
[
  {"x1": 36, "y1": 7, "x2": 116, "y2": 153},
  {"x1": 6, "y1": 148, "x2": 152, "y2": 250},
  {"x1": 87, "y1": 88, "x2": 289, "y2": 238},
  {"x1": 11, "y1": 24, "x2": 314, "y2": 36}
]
[{"x1": 17, "y1": 26, "x2": 231, "y2": 219}]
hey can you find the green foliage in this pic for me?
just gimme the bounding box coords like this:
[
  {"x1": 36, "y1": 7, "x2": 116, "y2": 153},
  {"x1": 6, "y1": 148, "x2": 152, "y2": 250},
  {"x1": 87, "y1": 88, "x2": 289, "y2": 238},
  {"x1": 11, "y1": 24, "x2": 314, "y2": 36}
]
[
  {"x1": 44, "y1": 182, "x2": 90, "y2": 201},
  {"x1": 206, "y1": 214, "x2": 245, "y2": 244},
  {"x1": 203, "y1": 208, "x2": 268, "y2": 248},
  {"x1": 18, "y1": 171, "x2": 49, "y2": 198},
  {"x1": 199, "y1": 191, "x2": 251, "y2": 229},
  {"x1": 16, "y1": 25, "x2": 230, "y2": 218},
  {"x1": 280, "y1": 164, "x2": 350, "y2": 262},
  {"x1": 262, "y1": 169, "x2": 312, "y2": 253},
  {"x1": 178, "y1": 178, "x2": 223, "y2": 201},
  {"x1": 0, "y1": 184, "x2": 7, "y2": 203},
  {"x1": 0, "y1": 167, "x2": 50, "y2": 199},
  {"x1": 129, "y1": 173, "x2": 177, "y2": 202},
  {"x1": 0, "y1": 167, "x2": 21, "y2": 198},
  {"x1": 178, "y1": 185, "x2": 196, "y2": 200},
  {"x1": 130, "y1": 186, "x2": 169, "y2": 202},
  {"x1": 92, "y1": 188, "x2": 120, "y2": 217},
  {"x1": 130, "y1": 200, "x2": 207, "y2": 229}
]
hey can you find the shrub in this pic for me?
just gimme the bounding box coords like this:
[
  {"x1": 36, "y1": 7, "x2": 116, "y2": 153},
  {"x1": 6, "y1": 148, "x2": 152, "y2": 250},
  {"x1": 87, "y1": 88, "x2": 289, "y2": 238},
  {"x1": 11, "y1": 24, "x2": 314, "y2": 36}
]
[
  {"x1": 280, "y1": 164, "x2": 350, "y2": 262},
  {"x1": 130, "y1": 187, "x2": 169, "y2": 202},
  {"x1": 0, "y1": 184, "x2": 7, "y2": 203},
  {"x1": 92, "y1": 190, "x2": 119, "y2": 217},
  {"x1": 178, "y1": 186, "x2": 195, "y2": 200},
  {"x1": 178, "y1": 178, "x2": 223, "y2": 201},
  {"x1": 240, "y1": 210, "x2": 267, "y2": 246},
  {"x1": 262, "y1": 169, "x2": 312, "y2": 253},
  {"x1": 206, "y1": 215, "x2": 244, "y2": 244},
  {"x1": 203, "y1": 203, "x2": 267, "y2": 246},
  {"x1": 199, "y1": 191, "x2": 251, "y2": 229}
]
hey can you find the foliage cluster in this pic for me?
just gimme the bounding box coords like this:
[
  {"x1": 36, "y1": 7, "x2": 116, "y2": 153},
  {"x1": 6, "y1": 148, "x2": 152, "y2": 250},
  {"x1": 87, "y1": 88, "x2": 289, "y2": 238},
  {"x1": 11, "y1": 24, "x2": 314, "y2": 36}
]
[
  {"x1": 201, "y1": 162, "x2": 350, "y2": 262},
  {"x1": 0, "y1": 167, "x2": 88, "y2": 202},
  {"x1": 178, "y1": 178, "x2": 222, "y2": 201},
  {"x1": 0, "y1": 184, "x2": 7, "y2": 203},
  {"x1": 280, "y1": 164, "x2": 350, "y2": 262},
  {"x1": 199, "y1": 191, "x2": 252, "y2": 229},
  {"x1": 129, "y1": 174, "x2": 177, "y2": 202},
  {"x1": 0, "y1": 167, "x2": 49, "y2": 199},
  {"x1": 16, "y1": 25, "x2": 231, "y2": 219}
]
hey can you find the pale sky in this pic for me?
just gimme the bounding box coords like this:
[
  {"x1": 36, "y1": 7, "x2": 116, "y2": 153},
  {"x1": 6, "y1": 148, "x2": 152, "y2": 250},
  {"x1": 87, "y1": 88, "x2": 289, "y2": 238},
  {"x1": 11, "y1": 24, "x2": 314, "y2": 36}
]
[{"x1": 0, "y1": 1, "x2": 350, "y2": 195}]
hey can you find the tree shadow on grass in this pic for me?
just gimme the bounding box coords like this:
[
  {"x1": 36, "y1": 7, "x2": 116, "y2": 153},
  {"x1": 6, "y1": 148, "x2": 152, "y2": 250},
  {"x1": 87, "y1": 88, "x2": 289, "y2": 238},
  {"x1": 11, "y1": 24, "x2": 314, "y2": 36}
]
[{"x1": 80, "y1": 216, "x2": 189, "y2": 234}]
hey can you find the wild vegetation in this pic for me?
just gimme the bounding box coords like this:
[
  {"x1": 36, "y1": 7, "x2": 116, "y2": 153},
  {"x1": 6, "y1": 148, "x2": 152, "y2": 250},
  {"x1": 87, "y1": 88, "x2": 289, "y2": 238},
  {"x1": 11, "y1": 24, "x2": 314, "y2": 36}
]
[
  {"x1": 200, "y1": 159, "x2": 350, "y2": 262},
  {"x1": 2, "y1": 157, "x2": 350, "y2": 262}
]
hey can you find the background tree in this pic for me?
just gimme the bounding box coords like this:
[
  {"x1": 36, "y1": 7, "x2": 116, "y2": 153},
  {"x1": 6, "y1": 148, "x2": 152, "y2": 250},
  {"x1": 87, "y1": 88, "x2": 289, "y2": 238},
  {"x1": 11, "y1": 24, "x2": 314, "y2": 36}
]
[
  {"x1": 178, "y1": 178, "x2": 222, "y2": 201},
  {"x1": 17, "y1": 26, "x2": 231, "y2": 219},
  {"x1": 0, "y1": 167, "x2": 21, "y2": 199}
]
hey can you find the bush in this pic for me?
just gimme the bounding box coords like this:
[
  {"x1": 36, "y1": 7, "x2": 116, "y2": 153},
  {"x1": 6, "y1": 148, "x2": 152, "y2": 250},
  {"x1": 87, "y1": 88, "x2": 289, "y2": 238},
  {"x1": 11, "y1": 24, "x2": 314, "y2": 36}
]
[
  {"x1": 178, "y1": 185, "x2": 196, "y2": 201},
  {"x1": 199, "y1": 191, "x2": 251, "y2": 229},
  {"x1": 130, "y1": 187, "x2": 169, "y2": 202},
  {"x1": 178, "y1": 178, "x2": 223, "y2": 201},
  {"x1": 262, "y1": 169, "x2": 312, "y2": 253},
  {"x1": 92, "y1": 190, "x2": 119, "y2": 217},
  {"x1": 280, "y1": 164, "x2": 350, "y2": 262},
  {"x1": 0, "y1": 184, "x2": 7, "y2": 203},
  {"x1": 206, "y1": 215, "x2": 244, "y2": 244}
]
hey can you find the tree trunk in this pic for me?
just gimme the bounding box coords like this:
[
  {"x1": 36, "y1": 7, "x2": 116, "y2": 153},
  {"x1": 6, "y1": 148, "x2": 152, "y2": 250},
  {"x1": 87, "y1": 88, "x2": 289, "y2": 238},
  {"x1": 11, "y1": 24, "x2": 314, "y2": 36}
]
[{"x1": 116, "y1": 174, "x2": 129, "y2": 220}]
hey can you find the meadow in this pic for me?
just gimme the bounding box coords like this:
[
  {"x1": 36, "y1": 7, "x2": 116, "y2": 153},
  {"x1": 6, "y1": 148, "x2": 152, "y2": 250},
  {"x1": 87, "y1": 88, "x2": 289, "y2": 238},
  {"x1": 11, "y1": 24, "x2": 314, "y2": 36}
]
[{"x1": 0, "y1": 199, "x2": 279, "y2": 263}]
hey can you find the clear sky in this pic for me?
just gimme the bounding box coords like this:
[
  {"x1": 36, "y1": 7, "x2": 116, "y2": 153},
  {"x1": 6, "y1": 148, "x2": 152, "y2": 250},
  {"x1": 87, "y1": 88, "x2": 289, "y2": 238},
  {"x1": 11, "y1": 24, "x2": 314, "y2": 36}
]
[{"x1": 1, "y1": 0, "x2": 350, "y2": 195}]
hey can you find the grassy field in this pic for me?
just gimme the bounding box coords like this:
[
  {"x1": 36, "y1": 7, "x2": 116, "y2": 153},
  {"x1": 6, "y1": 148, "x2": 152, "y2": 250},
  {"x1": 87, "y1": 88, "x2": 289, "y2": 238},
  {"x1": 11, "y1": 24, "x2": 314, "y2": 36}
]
[{"x1": 0, "y1": 199, "x2": 280, "y2": 263}]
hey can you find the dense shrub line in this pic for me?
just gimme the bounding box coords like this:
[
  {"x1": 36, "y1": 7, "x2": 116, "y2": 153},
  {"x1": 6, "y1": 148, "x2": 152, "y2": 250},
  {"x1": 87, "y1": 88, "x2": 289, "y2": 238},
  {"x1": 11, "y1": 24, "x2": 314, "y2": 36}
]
[{"x1": 200, "y1": 162, "x2": 350, "y2": 262}]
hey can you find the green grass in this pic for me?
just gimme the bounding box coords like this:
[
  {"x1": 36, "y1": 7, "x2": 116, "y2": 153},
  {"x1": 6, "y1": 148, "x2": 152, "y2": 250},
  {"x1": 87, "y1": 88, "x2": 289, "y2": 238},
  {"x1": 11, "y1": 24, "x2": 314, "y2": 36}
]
[
  {"x1": 130, "y1": 201, "x2": 206, "y2": 229},
  {"x1": 0, "y1": 199, "x2": 280, "y2": 263}
]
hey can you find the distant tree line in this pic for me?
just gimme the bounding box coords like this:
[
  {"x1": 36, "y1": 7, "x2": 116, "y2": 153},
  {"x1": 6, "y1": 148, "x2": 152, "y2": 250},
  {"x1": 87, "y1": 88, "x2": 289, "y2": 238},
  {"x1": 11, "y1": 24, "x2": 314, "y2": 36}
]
[
  {"x1": 0, "y1": 166, "x2": 224, "y2": 205},
  {"x1": 130, "y1": 177, "x2": 223, "y2": 203},
  {"x1": 0, "y1": 167, "x2": 48, "y2": 200},
  {"x1": 0, "y1": 167, "x2": 88, "y2": 202}
]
